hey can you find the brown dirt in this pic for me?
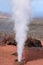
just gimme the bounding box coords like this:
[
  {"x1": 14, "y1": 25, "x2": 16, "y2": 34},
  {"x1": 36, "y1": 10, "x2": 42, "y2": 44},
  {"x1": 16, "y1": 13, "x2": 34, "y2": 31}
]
[{"x1": 0, "y1": 44, "x2": 43, "y2": 65}]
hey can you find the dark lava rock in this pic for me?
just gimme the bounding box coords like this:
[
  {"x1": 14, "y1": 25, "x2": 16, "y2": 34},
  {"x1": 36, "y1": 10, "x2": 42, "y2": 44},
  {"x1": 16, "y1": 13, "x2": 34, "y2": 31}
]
[
  {"x1": 5, "y1": 33, "x2": 17, "y2": 46},
  {"x1": 0, "y1": 33, "x2": 17, "y2": 46},
  {"x1": 0, "y1": 33, "x2": 6, "y2": 46},
  {"x1": 12, "y1": 52, "x2": 17, "y2": 56},
  {"x1": 7, "y1": 39, "x2": 17, "y2": 46},
  {"x1": 25, "y1": 37, "x2": 42, "y2": 47},
  {"x1": 0, "y1": 33, "x2": 42, "y2": 47}
]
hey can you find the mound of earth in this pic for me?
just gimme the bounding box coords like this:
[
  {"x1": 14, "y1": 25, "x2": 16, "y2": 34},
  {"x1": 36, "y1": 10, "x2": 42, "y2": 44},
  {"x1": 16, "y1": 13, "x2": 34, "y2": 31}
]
[
  {"x1": 25, "y1": 37, "x2": 42, "y2": 47},
  {"x1": 0, "y1": 33, "x2": 42, "y2": 47}
]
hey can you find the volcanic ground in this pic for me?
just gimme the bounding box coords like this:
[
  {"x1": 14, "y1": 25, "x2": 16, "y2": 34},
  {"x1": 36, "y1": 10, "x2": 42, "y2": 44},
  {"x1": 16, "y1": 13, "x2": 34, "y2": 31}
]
[
  {"x1": 0, "y1": 42, "x2": 43, "y2": 65},
  {"x1": 0, "y1": 12, "x2": 43, "y2": 65}
]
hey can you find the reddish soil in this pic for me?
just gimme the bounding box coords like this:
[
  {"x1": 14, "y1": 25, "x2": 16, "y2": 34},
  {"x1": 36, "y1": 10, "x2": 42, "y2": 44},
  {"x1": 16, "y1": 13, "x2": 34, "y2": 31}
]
[
  {"x1": 0, "y1": 42, "x2": 43, "y2": 65},
  {"x1": 41, "y1": 41, "x2": 43, "y2": 45}
]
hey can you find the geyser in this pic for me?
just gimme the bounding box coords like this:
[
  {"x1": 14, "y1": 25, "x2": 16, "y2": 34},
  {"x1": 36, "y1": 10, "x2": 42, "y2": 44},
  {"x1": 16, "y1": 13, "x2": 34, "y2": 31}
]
[
  {"x1": 11, "y1": 0, "x2": 32, "y2": 62},
  {"x1": 14, "y1": 59, "x2": 24, "y2": 65}
]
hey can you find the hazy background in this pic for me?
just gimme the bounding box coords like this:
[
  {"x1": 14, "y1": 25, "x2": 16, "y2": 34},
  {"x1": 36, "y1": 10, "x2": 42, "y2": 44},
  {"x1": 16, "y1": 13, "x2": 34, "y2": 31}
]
[
  {"x1": 0, "y1": 0, "x2": 43, "y2": 40},
  {"x1": 0, "y1": 0, "x2": 43, "y2": 18}
]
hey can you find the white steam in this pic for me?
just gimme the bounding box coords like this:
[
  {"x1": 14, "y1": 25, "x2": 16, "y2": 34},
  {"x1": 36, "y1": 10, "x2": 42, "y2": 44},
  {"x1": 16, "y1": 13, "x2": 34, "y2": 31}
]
[{"x1": 11, "y1": 0, "x2": 31, "y2": 62}]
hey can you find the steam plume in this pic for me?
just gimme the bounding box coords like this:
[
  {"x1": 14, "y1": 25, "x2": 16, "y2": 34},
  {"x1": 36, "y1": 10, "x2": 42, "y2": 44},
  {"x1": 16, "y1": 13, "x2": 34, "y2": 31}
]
[{"x1": 11, "y1": 0, "x2": 31, "y2": 62}]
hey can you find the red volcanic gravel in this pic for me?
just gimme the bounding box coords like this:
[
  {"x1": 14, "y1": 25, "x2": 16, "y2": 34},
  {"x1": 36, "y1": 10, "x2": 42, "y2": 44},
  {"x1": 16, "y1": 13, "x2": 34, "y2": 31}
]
[{"x1": 0, "y1": 44, "x2": 43, "y2": 65}]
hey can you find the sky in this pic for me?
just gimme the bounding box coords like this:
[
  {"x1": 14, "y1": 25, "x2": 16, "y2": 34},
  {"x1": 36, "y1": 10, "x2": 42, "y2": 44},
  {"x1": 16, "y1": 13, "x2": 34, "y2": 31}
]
[{"x1": 0, "y1": 0, "x2": 43, "y2": 18}]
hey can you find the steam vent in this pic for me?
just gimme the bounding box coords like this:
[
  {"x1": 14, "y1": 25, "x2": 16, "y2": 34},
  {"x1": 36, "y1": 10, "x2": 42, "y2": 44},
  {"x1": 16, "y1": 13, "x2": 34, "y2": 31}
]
[{"x1": 14, "y1": 59, "x2": 24, "y2": 65}]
